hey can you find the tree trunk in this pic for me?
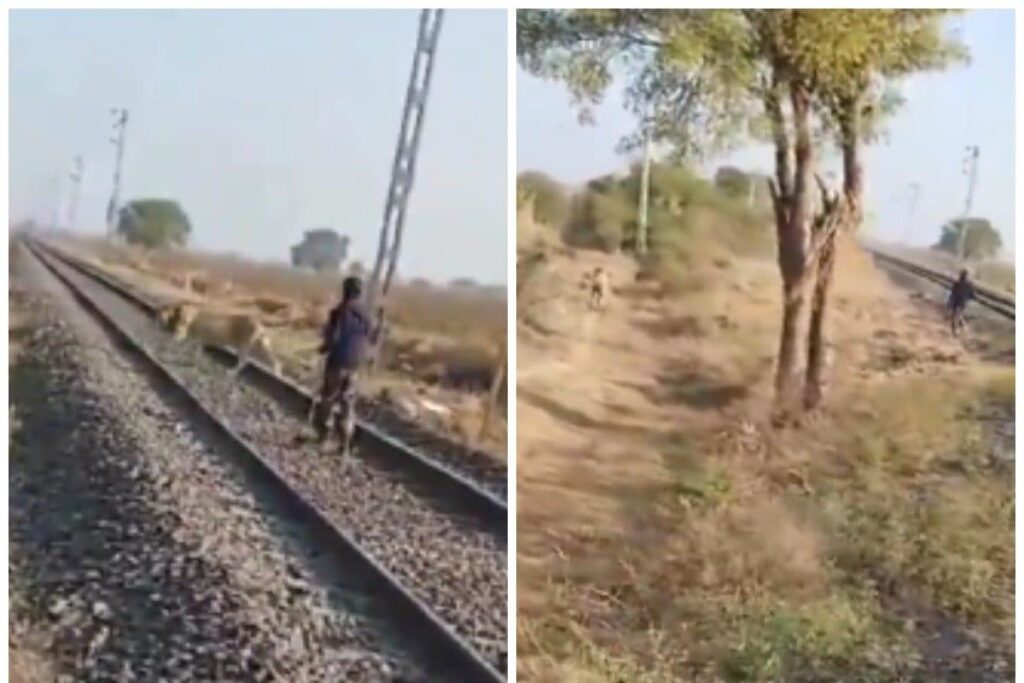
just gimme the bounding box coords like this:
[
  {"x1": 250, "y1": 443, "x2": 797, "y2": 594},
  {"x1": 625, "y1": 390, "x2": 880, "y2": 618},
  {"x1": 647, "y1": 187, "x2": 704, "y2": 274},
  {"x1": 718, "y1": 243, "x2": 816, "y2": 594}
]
[
  {"x1": 804, "y1": 97, "x2": 863, "y2": 410},
  {"x1": 771, "y1": 80, "x2": 816, "y2": 414},
  {"x1": 803, "y1": 238, "x2": 834, "y2": 409},
  {"x1": 777, "y1": 274, "x2": 813, "y2": 411}
]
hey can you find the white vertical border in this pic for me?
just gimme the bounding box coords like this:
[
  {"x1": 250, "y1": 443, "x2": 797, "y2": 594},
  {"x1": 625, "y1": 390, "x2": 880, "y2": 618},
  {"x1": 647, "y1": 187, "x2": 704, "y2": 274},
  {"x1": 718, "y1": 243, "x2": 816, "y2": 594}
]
[
  {"x1": 1011, "y1": 5, "x2": 1019, "y2": 679},
  {"x1": 505, "y1": 7, "x2": 518, "y2": 683},
  {"x1": 1, "y1": 4, "x2": 10, "y2": 682}
]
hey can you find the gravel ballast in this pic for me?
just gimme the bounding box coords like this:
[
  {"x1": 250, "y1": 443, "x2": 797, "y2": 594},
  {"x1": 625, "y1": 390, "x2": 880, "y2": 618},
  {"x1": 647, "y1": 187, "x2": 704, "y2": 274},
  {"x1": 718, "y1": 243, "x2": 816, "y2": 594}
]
[
  {"x1": 11, "y1": 245, "x2": 425, "y2": 682},
  {"x1": 36, "y1": 246, "x2": 509, "y2": 673}
]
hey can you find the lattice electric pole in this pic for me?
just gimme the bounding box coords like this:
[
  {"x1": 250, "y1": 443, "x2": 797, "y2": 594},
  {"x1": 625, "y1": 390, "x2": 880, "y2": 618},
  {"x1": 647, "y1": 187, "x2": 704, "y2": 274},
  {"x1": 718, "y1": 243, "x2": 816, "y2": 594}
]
[
  {"x1": 49, "y1": 175, "x2": 62, "y2": 231},
  {"x1": 903, "y1": 182, "x2": 920, "y2": 244},
  {"x1": 107, "y1": 108, "x2": 129, "y2": 239},
  {"x1": 366, "y1": 9, "x2": 444, "y2": 350},
  {"x1": 67, "y1": 155, "x2": 84, "y2": 231},
  {"x1": 957, "y1": 145, "x2": 979, "y2": 261}
]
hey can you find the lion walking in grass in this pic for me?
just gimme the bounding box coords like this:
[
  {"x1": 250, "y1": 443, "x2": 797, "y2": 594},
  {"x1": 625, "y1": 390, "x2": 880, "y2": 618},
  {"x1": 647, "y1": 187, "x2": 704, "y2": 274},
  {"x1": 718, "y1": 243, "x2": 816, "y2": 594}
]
[{"x1": 582, "y1": 267, "x2": 610, "y2": 312}]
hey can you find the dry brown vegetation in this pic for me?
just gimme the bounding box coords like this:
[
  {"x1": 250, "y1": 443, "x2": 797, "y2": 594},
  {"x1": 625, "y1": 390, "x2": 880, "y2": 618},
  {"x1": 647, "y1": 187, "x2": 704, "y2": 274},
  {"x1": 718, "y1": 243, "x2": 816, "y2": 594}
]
[
  {"x1": 517, "y1": 173, "x2": 1013, "y2": 681},
  {"x1": 53, "y1": 233, "x2": 508, "y2": 455}
]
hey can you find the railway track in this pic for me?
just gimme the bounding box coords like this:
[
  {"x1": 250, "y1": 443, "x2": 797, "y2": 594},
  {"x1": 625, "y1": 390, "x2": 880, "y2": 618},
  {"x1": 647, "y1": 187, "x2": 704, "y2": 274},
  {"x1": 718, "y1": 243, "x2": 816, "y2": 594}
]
[
  {"x1": 867, "y1": 247, "x2": 1015, "y2": 320},
  {"x1": 37, "y1": 239, "x2": 507, "y2": 530},
  {"x1": 24, "y1": 238, "x2": 507, "y2": 682}
]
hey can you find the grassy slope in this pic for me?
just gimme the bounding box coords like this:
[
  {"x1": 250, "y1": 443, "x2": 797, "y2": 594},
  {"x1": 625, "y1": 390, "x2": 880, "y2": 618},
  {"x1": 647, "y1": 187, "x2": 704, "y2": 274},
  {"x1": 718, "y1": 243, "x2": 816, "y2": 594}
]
[{"x1": 516, "y1": 172, "x2": 1013, "y2": 682}]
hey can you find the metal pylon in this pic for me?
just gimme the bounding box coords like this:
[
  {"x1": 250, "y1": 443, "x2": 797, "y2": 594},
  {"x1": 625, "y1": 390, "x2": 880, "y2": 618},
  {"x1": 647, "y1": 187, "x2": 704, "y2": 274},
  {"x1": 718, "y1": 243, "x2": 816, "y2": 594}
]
[
  {"x1": 366, "y1": 9, "x2": 444, "y2": 330},
  {"x1": 107, "y1": 108, "x2": 129, "y2": 239},
  {"x1": 67, "y1": 155, "x2": 84, "y2": 231}
]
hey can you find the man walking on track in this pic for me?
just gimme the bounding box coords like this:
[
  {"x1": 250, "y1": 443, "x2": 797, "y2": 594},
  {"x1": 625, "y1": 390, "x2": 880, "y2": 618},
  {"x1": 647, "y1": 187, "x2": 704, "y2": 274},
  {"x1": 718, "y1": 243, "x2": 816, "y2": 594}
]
[
  {"x1": 947, "y1": 269, "x2": 976, "y2": 337},
  {"x1": 313, "y1": 275, "x2": 372, "y2": 457}
]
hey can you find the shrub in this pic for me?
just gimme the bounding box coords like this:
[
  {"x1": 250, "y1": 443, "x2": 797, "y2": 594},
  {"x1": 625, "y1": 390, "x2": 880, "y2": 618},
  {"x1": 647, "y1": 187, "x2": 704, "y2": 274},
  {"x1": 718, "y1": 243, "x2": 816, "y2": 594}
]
[
  {"x1": 117, "y1": 199, "x2": 191, "y2": 248},
  {"x1": 565, "y1": 163, "x2": 774, "y2": 267},
  {"x1": 518, "y1": 171, "x2": 571, "y2": 228}
]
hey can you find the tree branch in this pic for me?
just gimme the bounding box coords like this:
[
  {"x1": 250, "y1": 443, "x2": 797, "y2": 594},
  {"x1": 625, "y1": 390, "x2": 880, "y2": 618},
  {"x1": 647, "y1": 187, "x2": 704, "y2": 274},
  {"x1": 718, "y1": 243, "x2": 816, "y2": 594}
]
[
  {"x1": 807, "y1": 175, "x2": 846, "y2": 264},
  {"x1": 764, "y1": 70, "x2": 793, "y2": 202},
  {"x1": 767, "y1": 177, "x2": 787, "y2": 232}
]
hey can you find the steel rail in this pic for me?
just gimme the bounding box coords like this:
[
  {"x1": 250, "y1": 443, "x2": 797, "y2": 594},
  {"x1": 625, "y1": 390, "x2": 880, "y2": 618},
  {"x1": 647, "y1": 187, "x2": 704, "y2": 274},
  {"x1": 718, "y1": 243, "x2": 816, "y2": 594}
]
[
  {"x1": 25, "y1": 238, "x2": 506, "y2": 683},
  {"x1": 34, "y1": 240, "x2": 508, "y2": 538}
]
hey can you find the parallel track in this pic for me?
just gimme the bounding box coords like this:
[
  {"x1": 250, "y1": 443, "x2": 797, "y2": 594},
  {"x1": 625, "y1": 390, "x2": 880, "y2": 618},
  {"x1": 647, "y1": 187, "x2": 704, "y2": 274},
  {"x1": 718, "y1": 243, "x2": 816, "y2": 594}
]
[
  {"x1": 36, "y1": 239, "x2": 507, "y2": 536},
  {"x1": 26, "y1": 238, "x2": 506, "y2": 683},
  {"x1": 867, "y1": 247, "x2": 1015, "y2": 320}
]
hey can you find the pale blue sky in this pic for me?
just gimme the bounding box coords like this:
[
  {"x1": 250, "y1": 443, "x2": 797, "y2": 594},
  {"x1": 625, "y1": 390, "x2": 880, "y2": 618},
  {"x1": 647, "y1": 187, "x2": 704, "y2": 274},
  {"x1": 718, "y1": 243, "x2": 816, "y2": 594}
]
[
  {"x1": 517, "y1": 10, "x2": 1015, "y2": 258},
  {"x1": 10, "y1": 9, "x2": 508, "y2": 285}
]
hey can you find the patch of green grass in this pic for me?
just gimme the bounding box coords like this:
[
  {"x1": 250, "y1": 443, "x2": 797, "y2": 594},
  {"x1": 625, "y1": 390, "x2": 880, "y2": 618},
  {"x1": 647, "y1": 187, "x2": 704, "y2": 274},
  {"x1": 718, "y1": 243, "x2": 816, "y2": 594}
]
[
  {"x1": 661, "y1": 434, "x2": 734, "y2": 510},
  {"x1": 817, "y1": 374, "x2": 1014, "y2": 646},
  {"x1": 828, "y1": 478, "x2": 1012, "y2": 629},
  {"x1": 720, "y1": 591, "x2": 916, "y2": 683},
  {"x1": 674, "y1": 463, "x2": 733, "y2": 510}
]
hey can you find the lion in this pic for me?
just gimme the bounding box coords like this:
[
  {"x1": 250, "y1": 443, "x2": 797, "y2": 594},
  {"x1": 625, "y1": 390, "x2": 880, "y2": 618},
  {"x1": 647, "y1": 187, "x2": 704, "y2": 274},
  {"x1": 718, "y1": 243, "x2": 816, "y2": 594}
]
[
  {"x1": 582, "y1": 267, "x2": 610, "y2": 311},
  {"x1": 189, "y1": 274, "x2": 234, "y2": 298},
  {"x1": 156, "y1": 301, "x2": 281, "y2": 377},
  {"x1": 167, "y1": 270, "x2": 196, "y2": 291}
]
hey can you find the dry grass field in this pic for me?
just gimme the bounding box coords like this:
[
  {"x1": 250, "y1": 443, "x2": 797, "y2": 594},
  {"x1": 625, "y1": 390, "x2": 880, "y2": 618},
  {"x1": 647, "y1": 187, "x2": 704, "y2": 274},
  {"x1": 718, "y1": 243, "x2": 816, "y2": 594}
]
[{"x1": 517, "y1": 182, "x2": 1013, "y2": 681}]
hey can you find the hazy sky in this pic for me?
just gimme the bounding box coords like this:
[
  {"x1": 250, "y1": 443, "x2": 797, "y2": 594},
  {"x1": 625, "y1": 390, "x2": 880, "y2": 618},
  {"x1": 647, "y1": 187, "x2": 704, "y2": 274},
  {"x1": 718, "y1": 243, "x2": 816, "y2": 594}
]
[
  {"x1": 518, "y1": 10, "x2": 1015, "y2": 257},
  {"x1": 10, "y1": 9, "x2": 508, "y2": 285}
]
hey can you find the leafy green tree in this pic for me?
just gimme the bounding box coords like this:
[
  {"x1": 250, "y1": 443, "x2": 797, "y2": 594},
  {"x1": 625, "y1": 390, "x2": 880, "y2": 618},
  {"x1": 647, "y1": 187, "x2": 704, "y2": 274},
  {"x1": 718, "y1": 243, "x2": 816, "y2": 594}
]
[
  {"x1": 566, "y1": 162, "x2": 766, "y2": 255},
  {"x1": 565, "y1": 177, "x2": 635, "y2": 252},
  {"x1": 290, "y1": 228, "x2": 350, "y2": 272},
  {"x1": 518, "y1": 9, "x2": 965, "y2": 414},
  {"x1": 714, "y1": 166, "x2": 752, "y2": 199},
  {"x1": 934, "y1": 218, "x2": 1003, "y2": 261},
  {"x1": 795, "y1": 10, "x2": 966, "y2": 408},
  {"x1": 714, "y1": 166, "x2": 774, "y2": 210},
  {"x1": 116, "y1": 199, "x2": 191, "y2": 248}
]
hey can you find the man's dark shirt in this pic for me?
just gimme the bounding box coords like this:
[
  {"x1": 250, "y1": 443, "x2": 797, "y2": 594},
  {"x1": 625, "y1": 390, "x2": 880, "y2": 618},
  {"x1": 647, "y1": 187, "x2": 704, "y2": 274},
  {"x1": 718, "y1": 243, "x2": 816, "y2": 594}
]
[
  {"x1": 321, "y1": 301, "x2": 371, "y2": 371},
  {"x1": 948, "y1": 279, "x2": 976, "y2": 311}
]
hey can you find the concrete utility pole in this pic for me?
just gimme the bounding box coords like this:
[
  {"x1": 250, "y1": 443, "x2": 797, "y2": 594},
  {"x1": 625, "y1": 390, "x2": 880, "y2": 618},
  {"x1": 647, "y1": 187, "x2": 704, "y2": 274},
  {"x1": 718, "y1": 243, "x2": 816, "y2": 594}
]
[
  {"x1": 903, "y1": 182, "x2": 920, "y2": 245},
  {"x1": 107, "y1": 107, "x2": 129, "y2": 239},
  {"x1": 957, "y1": 145, "x2": 979, "y2": 261},
  {"x1": 49, "y1": 175, "x2": 62, "y2": 231},
  {"x1": 67, "y1": 155, "x2": 84, "y2": 231},
  {"x1": 366, "y1": 9, "x2": 444, "y2": 347},
  {"x1": 636, "y1": 120, "x2": 652, "y2": 255}
]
